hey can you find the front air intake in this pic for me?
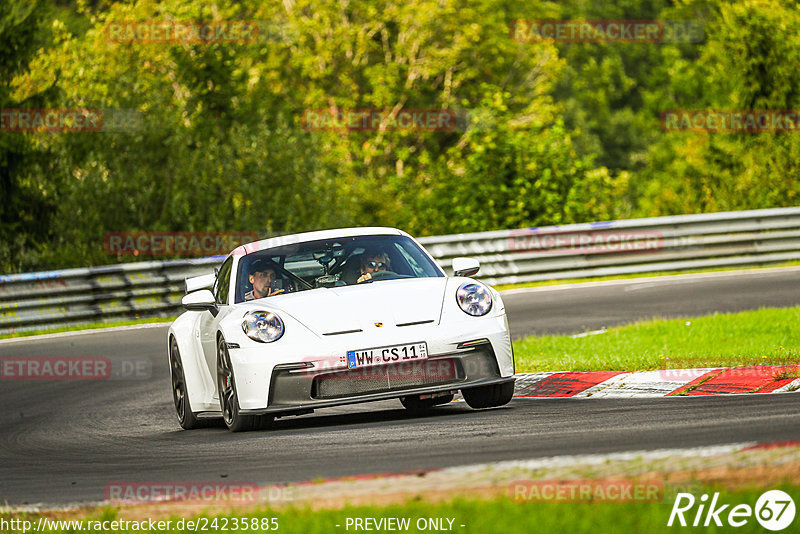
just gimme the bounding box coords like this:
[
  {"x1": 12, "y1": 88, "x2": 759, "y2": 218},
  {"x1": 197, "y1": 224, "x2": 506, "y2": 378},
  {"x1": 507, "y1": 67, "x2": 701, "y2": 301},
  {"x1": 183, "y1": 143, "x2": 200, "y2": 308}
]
[{"x1": 312, "y1": 358, "x2": 461, "y2": 399}]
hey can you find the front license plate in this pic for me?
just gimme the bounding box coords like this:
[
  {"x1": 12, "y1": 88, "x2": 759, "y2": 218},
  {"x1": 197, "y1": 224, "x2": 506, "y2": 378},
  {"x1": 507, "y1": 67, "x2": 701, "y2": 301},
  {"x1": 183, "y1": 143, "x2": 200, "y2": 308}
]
[{"x1": 347, "y1": 342, "x2": 428, "y2": 369}]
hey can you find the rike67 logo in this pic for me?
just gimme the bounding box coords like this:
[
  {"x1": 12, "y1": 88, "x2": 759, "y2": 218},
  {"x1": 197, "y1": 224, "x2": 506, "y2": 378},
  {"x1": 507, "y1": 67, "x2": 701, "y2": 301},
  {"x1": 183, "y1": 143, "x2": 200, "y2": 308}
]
[{"x1": 668, "y1": 490, "x2": 796, "y2": 531}]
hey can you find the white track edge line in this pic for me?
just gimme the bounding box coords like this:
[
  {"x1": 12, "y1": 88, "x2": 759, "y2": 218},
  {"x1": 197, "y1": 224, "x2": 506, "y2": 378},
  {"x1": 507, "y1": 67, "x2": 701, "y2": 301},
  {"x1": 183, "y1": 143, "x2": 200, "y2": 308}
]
[
  {"x1": 0, "y1": 322, "x2": 173, "y2": 344},
  {"x1": 499, "y1": 265, "x2": 800, "y2": 295}
]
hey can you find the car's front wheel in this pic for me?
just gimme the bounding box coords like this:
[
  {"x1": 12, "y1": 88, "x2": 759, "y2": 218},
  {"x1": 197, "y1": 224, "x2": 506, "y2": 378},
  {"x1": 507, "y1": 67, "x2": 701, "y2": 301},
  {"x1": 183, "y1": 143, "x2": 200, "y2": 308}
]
[
  {"x1": 217, "y1": 337, "x2": 273, "y2": 432},
  {"x1": 462, "y1": 381, "x2": 515, "y2": 409}
]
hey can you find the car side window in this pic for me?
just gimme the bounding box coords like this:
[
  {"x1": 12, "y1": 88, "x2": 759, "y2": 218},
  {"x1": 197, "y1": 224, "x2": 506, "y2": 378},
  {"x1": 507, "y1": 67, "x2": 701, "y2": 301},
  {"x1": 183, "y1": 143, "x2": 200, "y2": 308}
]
[{"x1": 214, "y1": 257, "x2": 233, "y2": 305}]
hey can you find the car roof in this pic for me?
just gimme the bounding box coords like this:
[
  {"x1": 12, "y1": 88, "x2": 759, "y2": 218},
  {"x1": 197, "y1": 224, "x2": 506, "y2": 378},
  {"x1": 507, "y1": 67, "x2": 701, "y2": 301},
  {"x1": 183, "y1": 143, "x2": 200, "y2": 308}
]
[{"x1": 231, "y1": 226, "x2": 410, "y2": 257}]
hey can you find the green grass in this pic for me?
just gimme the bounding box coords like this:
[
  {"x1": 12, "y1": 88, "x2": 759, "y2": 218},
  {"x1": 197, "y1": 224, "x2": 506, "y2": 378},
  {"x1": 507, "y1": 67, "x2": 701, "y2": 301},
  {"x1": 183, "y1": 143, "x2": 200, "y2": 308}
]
[
  {"x1": 0, "y1": 316, "x2": 176, "y2": 340},
  {"x1": 494, "y1": 260, "x2": 800, "y2": 291},
  {"x1": 3, "y1": 484, "x2": 797, "y2": 533},
  {"x1": 513, "y1": 306, "x2": 800, "y2": 372}
]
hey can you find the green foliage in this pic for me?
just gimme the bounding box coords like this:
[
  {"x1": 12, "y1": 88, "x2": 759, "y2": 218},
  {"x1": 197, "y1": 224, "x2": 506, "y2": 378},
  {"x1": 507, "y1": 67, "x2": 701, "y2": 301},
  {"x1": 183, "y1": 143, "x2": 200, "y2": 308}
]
[
  {"x1": 2, "y1": 0, "x2": 799, "y2": 272},
  {"x1": 0, "y1": 0, "x2": 58, "y2": 271},
  {"x1": 637, "y1": 0, "x2": 800, "y2": 215}
]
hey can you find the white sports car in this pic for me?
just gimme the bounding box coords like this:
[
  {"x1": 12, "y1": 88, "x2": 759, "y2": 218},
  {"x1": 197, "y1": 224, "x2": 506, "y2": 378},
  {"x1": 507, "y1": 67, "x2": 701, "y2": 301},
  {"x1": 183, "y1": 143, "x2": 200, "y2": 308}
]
[{"x1": 168, "y1": 227, "x2": 515, "y2": 431}]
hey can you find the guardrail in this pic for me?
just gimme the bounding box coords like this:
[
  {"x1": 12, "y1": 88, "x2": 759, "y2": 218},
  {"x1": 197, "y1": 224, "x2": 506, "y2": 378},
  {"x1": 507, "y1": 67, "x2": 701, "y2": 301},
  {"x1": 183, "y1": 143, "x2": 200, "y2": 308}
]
[
  {"x1": 2, "y1": 207, "x2": 799, "y2": 335},
  {"x1": 0, "y1": 258, "x2": 222, "y2": 336}
]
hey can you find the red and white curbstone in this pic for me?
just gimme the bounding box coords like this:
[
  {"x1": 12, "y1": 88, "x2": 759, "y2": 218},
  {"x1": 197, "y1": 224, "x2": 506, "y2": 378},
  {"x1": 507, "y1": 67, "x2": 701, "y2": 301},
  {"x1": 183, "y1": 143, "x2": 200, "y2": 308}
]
[{"x1": 513, "y1": 365, "x2": 800, "y2": 398}]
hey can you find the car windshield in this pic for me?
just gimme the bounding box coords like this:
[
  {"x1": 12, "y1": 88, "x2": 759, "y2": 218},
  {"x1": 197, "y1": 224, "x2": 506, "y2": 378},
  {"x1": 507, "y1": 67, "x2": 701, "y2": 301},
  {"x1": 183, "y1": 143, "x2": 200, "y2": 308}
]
[{"x1": 234, "y1": 234, "x2": 443, "y2": 303}]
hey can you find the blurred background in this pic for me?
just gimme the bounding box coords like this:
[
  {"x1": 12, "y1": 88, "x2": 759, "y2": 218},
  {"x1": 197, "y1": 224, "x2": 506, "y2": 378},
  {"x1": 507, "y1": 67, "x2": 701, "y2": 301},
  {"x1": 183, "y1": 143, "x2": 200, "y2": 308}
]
[{"x1": 2, "y1": 0, "x2": 798, "y2": 273}]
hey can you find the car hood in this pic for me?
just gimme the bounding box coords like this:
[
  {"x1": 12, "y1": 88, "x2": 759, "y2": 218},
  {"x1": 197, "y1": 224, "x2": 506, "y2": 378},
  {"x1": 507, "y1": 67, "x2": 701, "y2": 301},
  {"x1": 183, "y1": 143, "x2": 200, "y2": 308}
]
[{"x1": 246, "y1": 277, "x2": 448, "y2": 336}]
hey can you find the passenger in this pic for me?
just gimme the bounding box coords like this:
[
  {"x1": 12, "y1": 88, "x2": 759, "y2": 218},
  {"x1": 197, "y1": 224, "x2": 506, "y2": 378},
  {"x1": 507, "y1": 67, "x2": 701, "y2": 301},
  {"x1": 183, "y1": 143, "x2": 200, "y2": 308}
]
[
  {"x1": 244, "y1": 258, "x2": 285, "y2": 300},
  {"x1": 356, "y1": 249, "x2": 391, "y2": 284}
]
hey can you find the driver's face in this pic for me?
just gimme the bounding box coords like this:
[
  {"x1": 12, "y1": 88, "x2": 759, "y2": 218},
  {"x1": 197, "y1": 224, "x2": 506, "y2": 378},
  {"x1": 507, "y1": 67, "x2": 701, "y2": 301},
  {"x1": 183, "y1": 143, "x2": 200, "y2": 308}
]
[
  {"x1": 249, "y1": 269, "x2": 276, "y2": 296},
  {"x1": 363, "y1": 255, "x2": 389, "y2": 274}
]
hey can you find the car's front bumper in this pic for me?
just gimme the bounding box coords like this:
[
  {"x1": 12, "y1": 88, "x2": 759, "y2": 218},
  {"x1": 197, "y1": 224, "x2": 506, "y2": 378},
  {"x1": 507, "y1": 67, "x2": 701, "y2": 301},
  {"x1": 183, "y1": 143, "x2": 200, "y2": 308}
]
[
  {"x1": 238, "y1": 341, "x2": 510, "y2": 415},
  {"x1": 226, "y1": 314, "x2": 514, "y2": 413},
  {"x1": 240, "y1": 376, "x2": 515, "y2": 415}
]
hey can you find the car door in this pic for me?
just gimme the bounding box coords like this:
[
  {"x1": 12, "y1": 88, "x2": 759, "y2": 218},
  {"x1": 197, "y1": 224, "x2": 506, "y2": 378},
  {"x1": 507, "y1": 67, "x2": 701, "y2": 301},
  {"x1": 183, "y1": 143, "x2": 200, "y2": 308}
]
[{"x1": 199, "y1": 256, "x2": 234, "y2": 395}]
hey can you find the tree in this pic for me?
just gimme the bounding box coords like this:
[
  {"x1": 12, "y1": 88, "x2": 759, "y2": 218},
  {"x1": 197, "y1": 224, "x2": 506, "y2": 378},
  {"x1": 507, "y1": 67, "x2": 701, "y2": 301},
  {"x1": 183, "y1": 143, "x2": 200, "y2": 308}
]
[
  {"x1": 637, "y1": 0, "x2": 800, "y2": 215},
  {"x1": 0, "y1": 1, "x2": 58, "y2": 271}
]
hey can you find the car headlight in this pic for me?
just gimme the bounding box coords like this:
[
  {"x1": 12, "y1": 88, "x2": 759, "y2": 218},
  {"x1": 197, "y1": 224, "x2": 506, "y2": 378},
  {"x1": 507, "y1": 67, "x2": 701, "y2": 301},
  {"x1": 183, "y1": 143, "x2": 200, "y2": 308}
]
[
  {"x1": 456, "y1": 282, "x2": 493, "y2": 316},
  {"x1": 242, "y1": 311, "x2": 285, "y2": 343}
]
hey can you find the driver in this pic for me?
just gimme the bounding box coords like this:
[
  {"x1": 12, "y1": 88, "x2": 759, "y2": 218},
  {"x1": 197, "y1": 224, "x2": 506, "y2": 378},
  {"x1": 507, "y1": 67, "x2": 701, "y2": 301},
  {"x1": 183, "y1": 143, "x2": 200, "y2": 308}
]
[
  {"x1": 244, "y1": 258, "x2": 285, "y2": 300},
  {"x1": 356, "y1": 249, "x2": 391, "y2": 284}
]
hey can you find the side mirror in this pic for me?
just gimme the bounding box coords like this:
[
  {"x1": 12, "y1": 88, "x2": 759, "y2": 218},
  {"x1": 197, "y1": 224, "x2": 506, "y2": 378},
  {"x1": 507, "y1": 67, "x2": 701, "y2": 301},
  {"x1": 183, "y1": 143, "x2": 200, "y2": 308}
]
[
  {"x1": 182, "y1": 289, "x2": 218, "y2": 315},
  {"x1": 185, "y1": 272, "x2": 216, "y2": 294},
  {"x1": 452, "y1": 257, "x2": 480, "y2": 277}
]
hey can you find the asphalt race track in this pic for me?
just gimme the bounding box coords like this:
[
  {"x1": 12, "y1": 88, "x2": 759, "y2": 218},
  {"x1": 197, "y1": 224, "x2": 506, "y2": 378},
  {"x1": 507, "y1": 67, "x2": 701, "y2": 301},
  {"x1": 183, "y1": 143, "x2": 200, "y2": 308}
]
[{"x1": 1, "y1": 268, "x2": 799, "y2": 506}]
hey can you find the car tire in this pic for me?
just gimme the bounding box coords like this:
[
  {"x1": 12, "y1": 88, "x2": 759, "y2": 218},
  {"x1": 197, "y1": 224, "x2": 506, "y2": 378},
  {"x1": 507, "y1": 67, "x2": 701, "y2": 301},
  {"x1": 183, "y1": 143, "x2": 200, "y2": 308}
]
[
  {"x1": 462, "y1": 381, "x2": 515, "y2": 409},
  {"x1": 400, "y1": 394, "x2": 454, "y2": 412},
  {"x1": 169, "y1": 337, "x2": 204, "y2": 430},
  {"x1": 217, "y1": 337, "x2": 273, "y2": 432}
]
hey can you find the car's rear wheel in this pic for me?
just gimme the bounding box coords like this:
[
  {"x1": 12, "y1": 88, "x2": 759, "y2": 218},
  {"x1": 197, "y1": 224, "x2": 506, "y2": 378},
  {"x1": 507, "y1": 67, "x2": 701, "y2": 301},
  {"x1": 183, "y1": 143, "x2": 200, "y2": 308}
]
[
  {"x1": 462, "y1": 381, "x2": 515, "y2": 409},
  {"x1": 217, "y1": 337, "x2": 273, "y2": 432},
  {"x1": 169, "y1": 337, "x2": 203, "y2": 430},
  {"x1": 400, "y1": 393, "x2": 454, "y2": 412}
]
